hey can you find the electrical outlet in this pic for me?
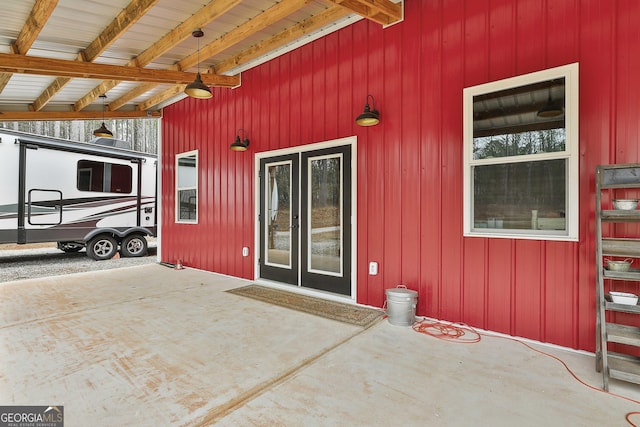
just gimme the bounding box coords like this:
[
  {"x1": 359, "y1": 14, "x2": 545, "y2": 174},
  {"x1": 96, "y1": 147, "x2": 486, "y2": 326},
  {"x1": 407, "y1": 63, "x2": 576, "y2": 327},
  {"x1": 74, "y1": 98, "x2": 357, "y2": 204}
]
[
  {"x1": 242, "y1": 247, "x2": 249, "y2": 257},
  {"x1": 369, "y1": 262, "x2": 378, "y2": 275}
]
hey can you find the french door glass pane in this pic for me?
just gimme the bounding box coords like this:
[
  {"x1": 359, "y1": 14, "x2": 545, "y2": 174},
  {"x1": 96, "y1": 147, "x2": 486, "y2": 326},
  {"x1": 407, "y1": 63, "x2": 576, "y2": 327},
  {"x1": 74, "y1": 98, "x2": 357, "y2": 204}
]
[
  {"x1": 266, "y1": 163, "x2": 291, "y2": 267},
  {"x1": 309, "y1": 155, "x2": 342, "y2": 275}
]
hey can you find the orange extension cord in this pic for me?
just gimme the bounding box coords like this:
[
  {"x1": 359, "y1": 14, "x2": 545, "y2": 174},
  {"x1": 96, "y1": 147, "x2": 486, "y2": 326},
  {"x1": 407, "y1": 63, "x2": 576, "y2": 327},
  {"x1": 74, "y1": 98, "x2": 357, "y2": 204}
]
[{"x1": 411, "y1": 318, "x2": 640, "y2": 426}]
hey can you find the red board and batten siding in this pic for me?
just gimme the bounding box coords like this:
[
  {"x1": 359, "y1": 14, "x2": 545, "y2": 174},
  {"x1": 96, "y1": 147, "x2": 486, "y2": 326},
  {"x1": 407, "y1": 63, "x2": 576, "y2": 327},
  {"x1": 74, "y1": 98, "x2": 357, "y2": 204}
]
[{"x1": 161, "y1": 0, "x2": 640, "y2": 352}]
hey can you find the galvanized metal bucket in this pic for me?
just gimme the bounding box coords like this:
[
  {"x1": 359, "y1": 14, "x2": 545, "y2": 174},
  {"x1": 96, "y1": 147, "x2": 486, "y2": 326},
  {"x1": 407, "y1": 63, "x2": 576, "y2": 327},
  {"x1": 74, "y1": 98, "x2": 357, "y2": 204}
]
[{"x1": 385, "y1": 285, "x2": 418, "y2": 326}]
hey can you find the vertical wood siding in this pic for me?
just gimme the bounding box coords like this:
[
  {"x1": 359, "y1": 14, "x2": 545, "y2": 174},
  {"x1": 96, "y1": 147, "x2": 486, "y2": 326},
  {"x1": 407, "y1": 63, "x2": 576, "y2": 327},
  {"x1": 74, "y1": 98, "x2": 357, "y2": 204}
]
[{"x1": 162, "y1": 0, "x2": 640, "y2": 351}]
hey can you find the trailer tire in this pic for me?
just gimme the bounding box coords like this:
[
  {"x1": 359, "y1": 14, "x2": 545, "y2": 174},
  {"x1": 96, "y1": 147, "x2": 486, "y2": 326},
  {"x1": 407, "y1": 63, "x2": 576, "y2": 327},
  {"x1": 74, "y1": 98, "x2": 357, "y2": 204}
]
[
  {"x1": 120, "y1": 234, "x2": 148, "y2": 257},
  {"x1": 87, "y1": 235, "x2": 118, "y2": 261}
]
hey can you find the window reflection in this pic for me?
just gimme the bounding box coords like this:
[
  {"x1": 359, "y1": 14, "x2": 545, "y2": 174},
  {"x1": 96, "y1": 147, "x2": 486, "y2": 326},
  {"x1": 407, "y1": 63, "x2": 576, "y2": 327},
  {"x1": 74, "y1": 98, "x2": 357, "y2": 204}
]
[
  {"x1": 473, "y1": 160, "x2": 566, "y2": 231},
  {"x1": 470, "y1": 77, "x2": 568, "y2": 232},
  {"x1": 266, "y1": 164, "x2": 291, "y2": 267},
  {"x1": 473, "y1": 78, "x2": 565, "y2": 157},
  {"x1": 309, "y1": 156, "x2": 342, "y2": 274},
  {"x1": 176, "y1": 152, "x2": 197, "y2": 222}
]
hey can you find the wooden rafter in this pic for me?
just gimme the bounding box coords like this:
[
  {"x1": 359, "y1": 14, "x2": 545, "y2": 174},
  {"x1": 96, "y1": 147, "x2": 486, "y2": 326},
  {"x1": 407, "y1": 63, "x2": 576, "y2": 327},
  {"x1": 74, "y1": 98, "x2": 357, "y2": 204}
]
[
  {"x1": 0, "y1": 0, "x2": 406, "y2": 120},
  {"x1": 31, "y1": 0, "x2": 159, "y2": 112},
  {"x1": 140, "y1": 5, "x2": 352, "y2": 111},
  {"x1": 324, "y1": 0, "x2": 402, "y2": 26},
  {"x1": 215, "y1": 5, "x2": 351, "y2": 75},
  {"x1": 138, "y1": 85, "x2": 187, "y2": 112},
  {"x1": 181, "y1": 0, "x2": 311, "y2": 70},
  {"x1": 0, "y1": 52, "x2": 239, "y2": 86},
  {"x1": 0, "y1": 110, "x2": 161, "y2": 122},
  {"x1": 0, "y1": 0, "x2": 58, "y2": 93},
  {"x1": 12, "y1": 0, "x2": 58, "y2": 55},
  {"x1": 121, "y1": 0, "x2": 310, "y2": 112},
  {"x1": 109, "y1": 83, "x2": 158, "y2": 111},
  {"x1": 74, "y1": 0, "x2": 242, "y2": 112}
]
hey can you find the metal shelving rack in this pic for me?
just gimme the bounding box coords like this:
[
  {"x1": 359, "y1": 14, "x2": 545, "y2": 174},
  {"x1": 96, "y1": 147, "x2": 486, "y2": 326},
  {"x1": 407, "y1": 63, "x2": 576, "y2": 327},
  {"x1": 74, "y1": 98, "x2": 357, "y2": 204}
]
[{"x1": 595, "y1": 163, "x2": 640, "y2": 391}]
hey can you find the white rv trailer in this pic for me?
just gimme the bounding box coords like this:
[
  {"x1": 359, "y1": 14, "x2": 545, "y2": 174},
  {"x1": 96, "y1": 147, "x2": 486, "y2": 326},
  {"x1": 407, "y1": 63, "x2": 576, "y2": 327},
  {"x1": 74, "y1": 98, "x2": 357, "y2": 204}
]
[{"x1": 0, "y1": 129, "x2": 157, "y2": 260}]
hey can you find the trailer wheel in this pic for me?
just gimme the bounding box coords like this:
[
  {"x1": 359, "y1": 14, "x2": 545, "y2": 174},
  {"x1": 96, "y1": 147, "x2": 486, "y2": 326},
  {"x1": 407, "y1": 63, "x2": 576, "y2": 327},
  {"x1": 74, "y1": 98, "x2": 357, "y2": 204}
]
[
  {"x1": 120, "y1": 234, "x2": 148, "y2": 257},
  {"x1": 87, "y1": 235, "x2": 118, "y2": 261}
]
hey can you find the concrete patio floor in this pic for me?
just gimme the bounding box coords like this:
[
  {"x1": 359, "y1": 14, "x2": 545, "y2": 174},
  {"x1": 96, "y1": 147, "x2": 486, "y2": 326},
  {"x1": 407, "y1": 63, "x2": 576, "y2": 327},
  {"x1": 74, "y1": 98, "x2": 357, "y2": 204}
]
[{"x1": 1, "y1": 263, "x2": 639, "y2": 426}]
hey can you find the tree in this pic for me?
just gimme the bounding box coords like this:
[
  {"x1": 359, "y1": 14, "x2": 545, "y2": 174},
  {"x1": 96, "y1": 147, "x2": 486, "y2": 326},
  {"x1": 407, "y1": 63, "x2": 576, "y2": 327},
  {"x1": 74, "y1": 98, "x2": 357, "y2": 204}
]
[{"x1": 0, "y1": 119, "x2": 160, "y2": 154}]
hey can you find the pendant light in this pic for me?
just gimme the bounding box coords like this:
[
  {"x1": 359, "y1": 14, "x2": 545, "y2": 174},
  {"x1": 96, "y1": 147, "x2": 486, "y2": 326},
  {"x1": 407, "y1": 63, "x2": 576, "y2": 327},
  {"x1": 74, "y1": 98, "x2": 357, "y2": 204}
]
[
  {"x1": 230, "y1": 129, "x2": 250, "y2": 151},
  {"x1": 537, "y1": 86, "x2": 563, "y2": 118},
  {"x1": 355, "y1": 94, "x2": 380, "y2": 126},
  {"x1": 184, "y1": 29, "x2": 212, "y2": 99},
  {"x1": 93, "y1": 94, "x2": 113, "y2": 138}
]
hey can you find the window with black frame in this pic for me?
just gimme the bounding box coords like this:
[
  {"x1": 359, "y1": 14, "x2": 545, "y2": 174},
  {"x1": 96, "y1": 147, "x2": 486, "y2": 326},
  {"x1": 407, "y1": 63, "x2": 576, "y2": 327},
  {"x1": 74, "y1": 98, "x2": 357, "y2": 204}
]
[{"x1": 77, "y1": 160, "x2": 132, "y2": 193}]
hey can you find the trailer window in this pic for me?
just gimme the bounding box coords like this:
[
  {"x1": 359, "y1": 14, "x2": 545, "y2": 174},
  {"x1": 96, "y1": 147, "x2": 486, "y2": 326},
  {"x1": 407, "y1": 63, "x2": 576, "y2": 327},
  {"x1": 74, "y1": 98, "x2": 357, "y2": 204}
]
[
  {"x1": 176, "y1": 151, "x2": 198, "y2": 223},
  {"x1": 77, "y1": 160, "x2": 132, "y2": 193}
]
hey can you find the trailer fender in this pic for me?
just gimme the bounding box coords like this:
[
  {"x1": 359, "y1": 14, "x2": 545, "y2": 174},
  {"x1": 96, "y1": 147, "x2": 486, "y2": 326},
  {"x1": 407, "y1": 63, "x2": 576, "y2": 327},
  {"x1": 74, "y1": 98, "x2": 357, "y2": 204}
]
[{"x1": 83, "y1": 227, "x2": 154, "y2": 243}]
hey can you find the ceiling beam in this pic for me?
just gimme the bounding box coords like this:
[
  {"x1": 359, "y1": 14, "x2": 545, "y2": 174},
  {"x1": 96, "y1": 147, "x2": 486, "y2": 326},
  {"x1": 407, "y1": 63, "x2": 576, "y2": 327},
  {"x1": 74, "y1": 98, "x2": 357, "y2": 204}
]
[
  {"x1": 84, "y1": 0, "x2": 160, "y2": 62},
  {"x1": 12, "y1": 0, "x2": 58, "y2": 55},
  {"x1": 0, "y1": 52, "x2": 239, "y2": 86},
  {"x1": 215, "y1": 5, "x2": 352, "y2": 74},
  {"x1": 181, "y1": 0, "x2": 312, "y2": 70},
  {"x1": 109, "y1": 83, "x2": 158, "y2": 112},
  {"x1": 0, "y1": 74, "x2": 12, "y2": 93},
  {"x1": 0, "y1": 0, "x2": 58, "y2": 93},
  {"x1": 75, "y1": 0, "x2": 242, "y2": 112},
  {"x1": 138, "y1": 85, "x2": 187, "y2": 112},
  {"x1": 119, "y1": 0, "x2": 309, "y2": 111},
  {"x1": 142, "y1": 5, "x2": 352, "y2": 110},
  {"x1": 134, "y1": 0, "x2": 243, "y2": 69},
  {"x1": 32, "y1": 0, "x2": 159, "y2": 112},
  {"x1": 0, "y1": 110, "x2": 161, "y2": 122},
  {"x1": 324, "y1": 0, "x2": 402, "y2": 26}
]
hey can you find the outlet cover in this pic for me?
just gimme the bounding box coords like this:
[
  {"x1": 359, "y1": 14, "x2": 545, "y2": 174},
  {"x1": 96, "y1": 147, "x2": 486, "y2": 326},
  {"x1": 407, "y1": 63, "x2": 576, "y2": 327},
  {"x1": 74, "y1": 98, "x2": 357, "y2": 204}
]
[{"x1": 369, "y1": 262, "x2": 378, "y2": 275}]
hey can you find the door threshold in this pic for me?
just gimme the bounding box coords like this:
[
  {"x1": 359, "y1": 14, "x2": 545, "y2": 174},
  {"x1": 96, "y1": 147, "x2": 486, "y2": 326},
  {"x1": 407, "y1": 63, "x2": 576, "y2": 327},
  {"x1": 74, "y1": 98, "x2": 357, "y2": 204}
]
[{"x1": 254, "y1": 278, "x2": 356, "y2": 304}]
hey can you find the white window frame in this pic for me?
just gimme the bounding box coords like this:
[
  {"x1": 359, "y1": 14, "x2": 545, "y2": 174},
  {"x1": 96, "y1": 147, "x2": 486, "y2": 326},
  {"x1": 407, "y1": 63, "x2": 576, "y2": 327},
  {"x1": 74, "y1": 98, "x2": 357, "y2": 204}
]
[
  {"x1": 175, "y1": 150, "x2": 198, "y2": 224},
  {"x1": 463, "y1": 63, "x2": 579, "y2": 241}
]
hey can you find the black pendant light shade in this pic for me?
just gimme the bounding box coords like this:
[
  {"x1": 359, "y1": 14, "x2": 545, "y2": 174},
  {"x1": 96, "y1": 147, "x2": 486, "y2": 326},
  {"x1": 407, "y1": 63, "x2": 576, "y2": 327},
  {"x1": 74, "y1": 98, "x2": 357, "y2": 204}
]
[
  {"x1": 355, "y1": 94, "x2": 380, "y2": 126},
  {"x1": 537, "y1": 87, "x2": 564, "y2": 118},
  {"x1": 93, "y1": 122, "x2": 113, "y2": 138},
  {"x1": 93, "y1": 94, "x2": 113, "y2": 138},
  {"x1": 185, "y1": 29, "x2": 212, "y2": 99},
  {"x1": 185, "y1": 72, "x2": 212, "y2": 99},
  {"x1": 230, "y1": 129, "x2": 249, "y2": 151}
]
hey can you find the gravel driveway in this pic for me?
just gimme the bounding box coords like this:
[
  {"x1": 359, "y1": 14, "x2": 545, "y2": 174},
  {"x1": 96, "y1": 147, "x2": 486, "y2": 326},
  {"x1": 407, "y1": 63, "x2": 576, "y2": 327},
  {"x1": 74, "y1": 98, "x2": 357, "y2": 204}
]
[{"x1": 0, "y1": 240, "x2": 157, "y2": 283}]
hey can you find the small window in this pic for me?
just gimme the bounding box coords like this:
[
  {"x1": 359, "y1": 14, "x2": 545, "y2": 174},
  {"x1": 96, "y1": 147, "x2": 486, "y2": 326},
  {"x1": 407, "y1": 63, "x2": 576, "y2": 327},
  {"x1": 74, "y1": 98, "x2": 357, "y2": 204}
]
[
  {"x1": 77, "y1": 160, "x2": 132, "y2": 193},
  {"x1": 463, "y1": 63, "x2": 579, "y2": 241},
  {"x1": 176, "y1": 151, "x2": 198, "y2": 223}
]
